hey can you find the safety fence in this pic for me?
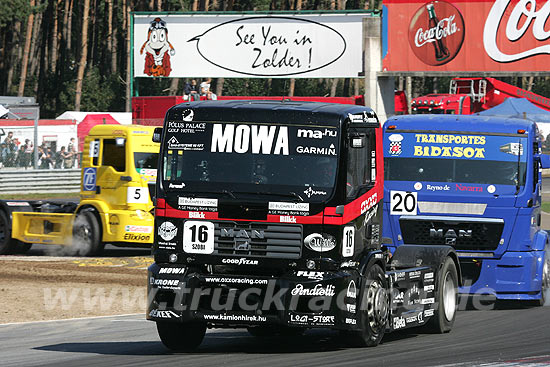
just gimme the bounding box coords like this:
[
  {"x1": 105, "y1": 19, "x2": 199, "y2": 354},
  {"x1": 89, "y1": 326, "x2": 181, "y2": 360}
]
[{"x1": 0, "y1": 169, "x2": 81, "y2": 195}]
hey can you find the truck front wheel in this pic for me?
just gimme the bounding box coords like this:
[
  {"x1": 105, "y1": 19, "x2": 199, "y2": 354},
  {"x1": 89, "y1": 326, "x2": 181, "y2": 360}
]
[
  {"x1": 537, "y1": 251, "x2": 549, "y2": 307},
  {"x1": 341, "y1": 264, "x2": 388, "y2": 347},
  {"x1": 156, "y1": 321, "x2": 206, "y2": 351},
  {"x1": 426, "y1": 257, "x2": 458, "y2": 333},
  {"x1": 73, "y1": 211, "x2": 104, "y2": 256},
  {"x1": 0, "y1": 210, "x2": 18, "y2": 255}
]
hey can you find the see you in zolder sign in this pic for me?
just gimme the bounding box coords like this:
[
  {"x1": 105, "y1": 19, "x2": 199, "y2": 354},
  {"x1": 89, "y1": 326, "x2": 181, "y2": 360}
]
[
  {"x1": 133, "y1": 13, "x2": 371, "y2": 78},
  {"x1": 383, "y1": 0, "x2": 550, "y2": 72}
]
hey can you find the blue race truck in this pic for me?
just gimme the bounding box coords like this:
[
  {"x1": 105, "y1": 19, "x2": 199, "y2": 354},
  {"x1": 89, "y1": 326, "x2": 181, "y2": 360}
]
[{"x1": 382, "y1": 114, "x2": 550, "y2": 305}]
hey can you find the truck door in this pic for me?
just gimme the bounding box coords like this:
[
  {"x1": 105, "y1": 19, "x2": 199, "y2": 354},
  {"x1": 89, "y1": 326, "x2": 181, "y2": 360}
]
[{"x1": 97, "y1": 138, "x2": 128, "y2": 208}]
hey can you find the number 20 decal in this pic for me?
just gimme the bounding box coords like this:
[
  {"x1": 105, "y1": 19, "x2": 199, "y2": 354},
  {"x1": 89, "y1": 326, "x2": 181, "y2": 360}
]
[{"x1": 390, "y1": 191, "x2": 417, "y2": 215}]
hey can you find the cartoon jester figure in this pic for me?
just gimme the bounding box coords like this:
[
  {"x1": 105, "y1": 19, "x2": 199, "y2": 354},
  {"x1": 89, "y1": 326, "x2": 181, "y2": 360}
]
[{"x1": 140, "y1": 17, "x2": 175, "y2": 77}]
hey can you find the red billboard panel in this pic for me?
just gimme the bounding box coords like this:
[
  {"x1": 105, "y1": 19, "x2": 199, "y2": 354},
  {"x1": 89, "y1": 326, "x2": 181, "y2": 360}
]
[{"x1": 383, "y1": 0, "x2": 550, "y2": 72}]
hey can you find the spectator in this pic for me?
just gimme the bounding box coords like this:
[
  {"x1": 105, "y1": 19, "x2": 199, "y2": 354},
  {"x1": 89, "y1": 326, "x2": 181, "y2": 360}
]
[
  {"x1": 67, "y1": 137, "x2": 78, "y2": 168},
  {"x1": 63, "y1": 145, "x2": 73, "y2": 169},
  {"x1": 0, "y1": 142, "x2": 8, "y2": 168},
  {"x1": 15, "y1": 145, "x2": 26, "y2": 167},
  {"x1": 55, "y1": 146, "x2": 66, "y2": 169},
  {"x1": 200, "y1": 78, "x2": 217, "y2": 100},
  {"x1": 184, "y1": 79, "x2": 200, "y2": 101},
  {"x1": 39, "y1": 146, "x2": 53, "y2": 169},
  {"x1": 24, "y1": 139, "x2": 33, "y2": 168}
]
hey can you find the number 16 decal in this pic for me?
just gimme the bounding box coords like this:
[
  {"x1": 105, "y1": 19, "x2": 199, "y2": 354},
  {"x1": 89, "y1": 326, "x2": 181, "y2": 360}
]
[
  {"x1": 390, "y1": 191, "x2": 417, "y2": 215},
  {"x1": 183, "y1": 221, "x2": 214, "y2": 254}
]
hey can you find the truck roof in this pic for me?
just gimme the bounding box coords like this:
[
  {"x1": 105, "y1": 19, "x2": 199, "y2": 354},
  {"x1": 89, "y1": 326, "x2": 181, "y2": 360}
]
[
  {"x1": 384, "y1": 114, "x2": 537, "y2": 136},
  {"x1": 166, "y1": 100, "x2": 377, "y2": 126},
  {"x1": 88, "y1": 124, "x2": 155, "y2": 136}
]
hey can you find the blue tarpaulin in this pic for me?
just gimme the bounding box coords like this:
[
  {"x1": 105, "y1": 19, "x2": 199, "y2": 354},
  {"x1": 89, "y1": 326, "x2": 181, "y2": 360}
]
[{"x1": 478, "y1": 98, "x2": 550, "y2": 122}]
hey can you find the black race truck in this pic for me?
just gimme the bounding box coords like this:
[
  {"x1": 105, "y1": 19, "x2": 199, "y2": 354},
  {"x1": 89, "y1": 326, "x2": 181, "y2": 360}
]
[{"x1": 147, "y1": 100, "x2": 461, "y2": 350}]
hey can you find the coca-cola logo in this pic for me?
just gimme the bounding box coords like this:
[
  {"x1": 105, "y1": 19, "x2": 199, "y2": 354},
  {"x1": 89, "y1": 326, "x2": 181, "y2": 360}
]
[
  {"x1": 408, "y1": 1, "x2": 465, "y2": 66},
  {"x1": 484, "y1": 0, "x2": 550, "y2": 62}
]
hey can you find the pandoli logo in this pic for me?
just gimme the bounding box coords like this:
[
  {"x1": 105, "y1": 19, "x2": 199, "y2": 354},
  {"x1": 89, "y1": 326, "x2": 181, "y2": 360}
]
[{"x1": 408, "y1": 1, "x2": 465, "y2": 66}]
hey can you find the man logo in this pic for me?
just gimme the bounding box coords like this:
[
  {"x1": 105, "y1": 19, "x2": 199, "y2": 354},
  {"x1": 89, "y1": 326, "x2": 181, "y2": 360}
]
[{"x1": 83, "y1": 167, "x2": 97, "y2": 191}]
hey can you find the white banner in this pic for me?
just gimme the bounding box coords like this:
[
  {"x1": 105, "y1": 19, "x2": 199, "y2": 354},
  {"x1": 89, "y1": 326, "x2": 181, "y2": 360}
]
[{"x1": 133, "y1": 13, "x2": 371, "y2": 78}]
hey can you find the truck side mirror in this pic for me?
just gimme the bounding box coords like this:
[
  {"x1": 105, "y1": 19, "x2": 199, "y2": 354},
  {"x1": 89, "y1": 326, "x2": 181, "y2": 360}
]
[
  {"x1": 539, "y1": 154, "x2": 550, "y2": 169},
  {"x1": 153, "y1": 128, "x2": 163, "y2": 143}
]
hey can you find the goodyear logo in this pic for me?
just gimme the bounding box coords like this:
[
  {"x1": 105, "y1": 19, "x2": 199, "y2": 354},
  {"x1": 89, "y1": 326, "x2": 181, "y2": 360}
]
[{"x1": 413, "y1": 134, "x2": 485, "y2": 158}]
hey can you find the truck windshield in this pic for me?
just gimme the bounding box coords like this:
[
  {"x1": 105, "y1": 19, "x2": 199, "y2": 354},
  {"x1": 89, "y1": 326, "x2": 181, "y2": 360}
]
[
  {"x1": 135, "y1": 152, "x2": 158, "y2": 175},
  {"x1": 161, "y1": 121, "x2": 339, "y2": 201},
  {"x1": 384, "y1": 132, "x2": 527, "y2": 186}
]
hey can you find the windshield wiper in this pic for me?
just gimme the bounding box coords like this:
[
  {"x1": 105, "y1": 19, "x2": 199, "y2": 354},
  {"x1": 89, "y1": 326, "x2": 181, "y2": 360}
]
[{"x1": 221, "y1": 189, "x2": 237, "y2": 199}]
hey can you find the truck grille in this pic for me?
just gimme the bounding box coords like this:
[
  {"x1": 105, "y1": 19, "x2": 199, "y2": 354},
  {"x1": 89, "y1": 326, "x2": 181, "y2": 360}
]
[
  {"x1": 213, "y1": 222, "x2": 302, "y2": 259},
  {"x1": 399, "y1": 217, "x2": 504, "y2": 251}
]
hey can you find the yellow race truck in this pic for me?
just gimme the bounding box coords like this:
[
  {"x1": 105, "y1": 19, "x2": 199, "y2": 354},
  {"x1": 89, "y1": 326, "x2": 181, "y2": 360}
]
[{"x1": 0, "y1": 125, "x2": 159, "y2": 256}]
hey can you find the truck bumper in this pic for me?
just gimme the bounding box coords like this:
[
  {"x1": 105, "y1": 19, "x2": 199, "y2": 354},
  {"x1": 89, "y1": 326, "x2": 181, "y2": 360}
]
[
  {"x1": 458, "y1": 251, "x2": 546, "y2": 301},
  {"x1": 146, "y1": 263, "x2": 361, "y2": 330}
]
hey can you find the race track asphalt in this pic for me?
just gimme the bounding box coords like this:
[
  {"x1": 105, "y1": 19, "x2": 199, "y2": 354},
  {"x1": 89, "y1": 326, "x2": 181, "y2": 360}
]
[{"x1": 1, "y1": 303, "x2": 549, "y2": 367}]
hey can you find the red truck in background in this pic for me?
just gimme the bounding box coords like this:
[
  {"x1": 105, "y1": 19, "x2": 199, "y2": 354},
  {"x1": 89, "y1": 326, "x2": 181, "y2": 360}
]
[
  {"x1": 132, "y1": 93, "x2": 408, "y2": 125},
  {"x1": 411, "y1": 77, "x2": 550, "y2": 114}
]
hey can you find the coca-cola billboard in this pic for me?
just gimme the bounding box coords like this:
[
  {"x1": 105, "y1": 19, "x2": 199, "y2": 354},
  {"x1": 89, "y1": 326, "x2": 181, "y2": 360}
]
[
  {"x1": 408, "y1": 1, "x2": 465, "y2": 66},
  {"x1": 383, "y1": 0, "x2": 550, "y2": 72}
]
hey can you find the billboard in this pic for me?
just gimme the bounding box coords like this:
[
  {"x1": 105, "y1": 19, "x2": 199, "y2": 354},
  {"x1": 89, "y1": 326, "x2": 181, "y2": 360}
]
[
  {"x1": 133, "y1": 13, "x2": 373, "y2": 78},
  {"x1": 383, "y1": 0, "x2": 550, "y2": 72}
]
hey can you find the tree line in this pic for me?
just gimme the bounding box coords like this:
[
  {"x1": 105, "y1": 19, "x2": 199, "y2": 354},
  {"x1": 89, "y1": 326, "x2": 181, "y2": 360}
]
[{"x1": 1, "y1": 0, "x2": 549, "y2": 119}]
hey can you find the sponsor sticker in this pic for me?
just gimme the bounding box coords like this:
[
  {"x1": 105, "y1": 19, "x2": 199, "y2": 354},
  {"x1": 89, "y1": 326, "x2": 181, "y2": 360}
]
[
  {"x1": 5, "y1": 201, "x2": 30, "y2": 206},
  {"x1": 159, "y1": 267, "x2": 186, "y2": 274},
  {"x1": 393, "y1": 316, "x2": 406, "y2": 329},
  {"x1": 289, "y1": 313, "x2": 335, "y2": 326},
  {"x1": 346, "y1": 280, "x2": 357, "y2": 299},
  {"x1": 149, "y1": 309, "x2": 178, "y2": 319},
  {"x1": 158, "y1": 221, "x2": 178, "y2": 241},
  {"x1": 296, "y1": 271, "x2": 324, "y2": 280},
  {"x1": 221, "y1": 258, "x2": 259, "y2": 266},
  {"x1": 290, "y1": 284, "x2": 336, "y2": 297},
  {"x1": 304, "y1": 233, "x2": 336, "y2": 252},
  {"x1": 82, "y1": 167, "x2": 97, "y2": 192},
  {"x1": 179, "y1": 197, "x2": 218, "y2": 207},
  {"x1": 388, "y1": 134, "x2": 403, "y2": 156},
  {"x1": 125, "y1": 225, "x2": 153, "y2": 233}
]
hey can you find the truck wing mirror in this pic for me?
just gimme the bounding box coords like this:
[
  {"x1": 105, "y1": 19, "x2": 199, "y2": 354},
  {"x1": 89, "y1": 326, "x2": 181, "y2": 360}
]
[
  {"x1": 153, "y1": 128, "x2": 163, "y2": 143},
  {"x1": 539, "y1": 154, "x2": 550, "y2": 169}
]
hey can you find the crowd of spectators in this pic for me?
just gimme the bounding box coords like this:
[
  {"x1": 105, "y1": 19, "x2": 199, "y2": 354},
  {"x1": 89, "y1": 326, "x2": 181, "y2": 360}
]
[
  {"x1": 184, "y1": 78, "x2": 217, "y2": 101},
  {"x1": 0, "y1": 132, "x2": 78, "y2": 169}
]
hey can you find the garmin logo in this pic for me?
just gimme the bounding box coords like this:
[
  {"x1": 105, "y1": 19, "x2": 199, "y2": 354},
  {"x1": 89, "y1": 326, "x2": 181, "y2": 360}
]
[{"x1": 211, "y1": 124, "x2": 289, "y2": 155}]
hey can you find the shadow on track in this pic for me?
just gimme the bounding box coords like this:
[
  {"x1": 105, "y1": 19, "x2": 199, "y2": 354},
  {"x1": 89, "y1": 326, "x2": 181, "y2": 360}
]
[{"x1": 33, "y1": 328, "x2": 424, "y2": 356}]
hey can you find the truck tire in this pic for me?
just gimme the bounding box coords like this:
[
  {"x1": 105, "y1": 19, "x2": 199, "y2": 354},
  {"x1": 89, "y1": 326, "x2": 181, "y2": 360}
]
[
  {"x1": 425, "y1": 257, "x2": 458, "y2": 333},
  {"x1": 156, "y1": 321, "x2": 206, "y2": 351},
  {"x1": 341, "y1": 264, "x2": 388, "y2": 347},
  {"x1": 536, "y1": 251, "x2": 549, "y2": 307},
  {"x1": 73, "y1": 211, "x2": 104, "y2": 256},
  {"x1": 0, "y1": 210, "x2": 18, "y2": 255}
]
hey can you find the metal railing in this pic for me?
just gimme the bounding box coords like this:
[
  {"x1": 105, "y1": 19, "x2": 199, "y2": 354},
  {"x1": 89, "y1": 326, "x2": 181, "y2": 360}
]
[{"x1": 0, "y1": 169, "x2": 81, "y2": 195}]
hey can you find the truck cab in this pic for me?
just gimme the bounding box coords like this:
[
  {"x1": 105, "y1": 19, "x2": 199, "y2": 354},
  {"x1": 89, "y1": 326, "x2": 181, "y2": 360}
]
[
  {"x1": 147, "y1": 100, "x2": 460, "y2": 351},
  {"x1": 383, "y1": 114, "x2": 550, "y2": 304},
  {"x1": 0, "y1": 125, "x2": 159, "y2": 255}
]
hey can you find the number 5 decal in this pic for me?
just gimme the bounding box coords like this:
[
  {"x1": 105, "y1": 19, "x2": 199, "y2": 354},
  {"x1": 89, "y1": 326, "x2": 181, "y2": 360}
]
[{"x1": 390, "y1": 191, "x2": 417, "y2": 215}]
